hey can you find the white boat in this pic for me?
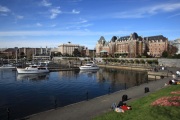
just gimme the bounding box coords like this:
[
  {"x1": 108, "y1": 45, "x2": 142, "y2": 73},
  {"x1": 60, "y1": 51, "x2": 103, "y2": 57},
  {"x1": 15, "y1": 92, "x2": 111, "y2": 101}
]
[
  {"x1": 0, "y1": 64, "x2": 16, "y2": 69},
  {"x1": 79, "y1": 61, "x2": 99, "y2": 70},
  {"x1": 16, "y1": 64, "x2": 49, "y2": 74}
]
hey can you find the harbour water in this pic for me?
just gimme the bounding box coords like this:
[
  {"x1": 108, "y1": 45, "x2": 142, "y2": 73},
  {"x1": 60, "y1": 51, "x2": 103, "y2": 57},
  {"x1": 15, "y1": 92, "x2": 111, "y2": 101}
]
[{"x1": 0, "y1": 68, "x2": 148, "y2": 120}]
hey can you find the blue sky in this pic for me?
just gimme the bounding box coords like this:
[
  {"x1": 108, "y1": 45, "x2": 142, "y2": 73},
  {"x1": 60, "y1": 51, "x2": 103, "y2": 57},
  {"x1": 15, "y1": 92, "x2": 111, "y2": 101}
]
[{"x1": 0, "y1": 0, "x2": 180, "y2": 49}]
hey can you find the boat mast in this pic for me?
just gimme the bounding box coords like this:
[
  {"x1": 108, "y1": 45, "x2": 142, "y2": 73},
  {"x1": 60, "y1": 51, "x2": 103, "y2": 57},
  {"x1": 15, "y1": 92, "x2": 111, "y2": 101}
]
[{"x1": 15, "y1": 47, "x2": 18, "y2": 64}]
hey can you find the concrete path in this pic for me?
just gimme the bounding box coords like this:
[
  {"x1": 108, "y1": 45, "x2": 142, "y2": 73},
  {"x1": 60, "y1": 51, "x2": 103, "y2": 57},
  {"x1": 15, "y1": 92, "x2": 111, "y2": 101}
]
[{"x1": 21, "y1": 76, "x2": 174, "y2": 120}]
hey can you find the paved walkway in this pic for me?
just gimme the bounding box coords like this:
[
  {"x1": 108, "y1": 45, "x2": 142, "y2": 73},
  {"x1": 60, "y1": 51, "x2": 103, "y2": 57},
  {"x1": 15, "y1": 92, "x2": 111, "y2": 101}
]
[{"x1": 20, "y1": 67, "x2": 180, "y2": 120}]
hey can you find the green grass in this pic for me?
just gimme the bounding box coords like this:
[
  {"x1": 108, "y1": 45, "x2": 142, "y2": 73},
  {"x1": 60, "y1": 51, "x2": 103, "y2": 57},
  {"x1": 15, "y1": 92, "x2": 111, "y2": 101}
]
[{"x1": 93, "y1": 85, "x2": 180, "y2": 120}]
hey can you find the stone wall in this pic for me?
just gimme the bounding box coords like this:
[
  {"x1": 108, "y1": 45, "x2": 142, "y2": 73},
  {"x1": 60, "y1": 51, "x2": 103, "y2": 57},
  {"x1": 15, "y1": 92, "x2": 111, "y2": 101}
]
[
  {"x1": 158, "y1": 59, "x2": 180, "y2": 67},
  {"x1": 53, "y1": 57, "x2": 180, "y2": 67}
]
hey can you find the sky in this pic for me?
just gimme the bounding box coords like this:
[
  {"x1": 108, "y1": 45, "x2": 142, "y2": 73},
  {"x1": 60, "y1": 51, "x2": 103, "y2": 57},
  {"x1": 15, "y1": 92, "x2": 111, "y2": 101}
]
[{"x1": 0, "y1": 0, "x2": 180, "y2": 49}]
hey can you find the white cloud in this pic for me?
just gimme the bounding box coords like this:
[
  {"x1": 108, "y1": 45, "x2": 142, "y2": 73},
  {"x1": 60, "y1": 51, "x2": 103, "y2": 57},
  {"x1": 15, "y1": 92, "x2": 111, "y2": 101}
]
[
  {"x1": 74, "y1": 23, "x2": 93, "y2": 29},
  {"x1": 72, "y1": 9, "x2": 80, "y2": 14},
  {"x1": 0, "y1": 30, "x2": 131, "y2": 37},
  {"x1": 64, "y1": 18, "x2": 90, "y2": 30},
  {"x1": 49, "y1": 7, "x2": 61, "y2": 19},
  {"x1": 36, "y1": 23, "x2": 43, "y2": 27},
  {"x1": 50, "y1": 24, "x2": 57, "y2": 27},
  {"x1": 146, "y1": 3, "x2": 180, "y2": 14},
  {"x1": 0, "y1": 13, "x2": 8, "y2": 16},
  {"x1": 0, "y1": 40, "x2": 59, "y2": 48},
  {"x1": 0, "y1": 5, "x2": 10, "y2": 12},
  {"x1": 168, "y1": 13, "x2": 180, "y2": 18},
  {"x1": 41, "y1": 0, "x2": 52, "y2": 7},
  {"x1": 71, "y1": 0, "x2": 82, "y2": 2},
  {"x1": 70, "y1": 18, "x2": 88, "y2": 24},
  {"x1": 16, "y1": 15, "x2": 24, "y2": 19},
  {"x1": 79, "y1": 19, "x2": 88, "y2": 23},
  {"x1": 1, "y1": 29, "x2": 180, "y2": 38},
  {"x1": 113, "y1": 2, "x2": 180, "y2": 18}
]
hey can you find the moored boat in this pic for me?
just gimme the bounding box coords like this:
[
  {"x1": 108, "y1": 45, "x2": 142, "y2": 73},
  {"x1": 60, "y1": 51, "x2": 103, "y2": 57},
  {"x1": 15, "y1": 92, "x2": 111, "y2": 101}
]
[
  {"x1": 0, "y1": 64, "x2": 16, "y2": 69},
  {"x1": 16, "y1": 64, "x2": 49, "y2": 74},
  {"x1": 79, "y1": 61, "x2": 99, "y2": 70}
]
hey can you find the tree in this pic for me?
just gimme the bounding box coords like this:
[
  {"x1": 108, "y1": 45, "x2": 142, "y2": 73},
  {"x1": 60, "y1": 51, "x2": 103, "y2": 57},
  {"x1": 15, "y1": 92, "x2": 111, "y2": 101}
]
[
  {"x1": 20, "y1": 52, "x2": 25, "y2": 58},
  {"x1": 146, "y1": 60, "x2": 153, "y2": 64},
  {"x1": 55, "y1": 52, "x2": 62, "y2": 56},
  {"x1": 173, "y1": 54, "x2": 180, "y2": 58},
  {"x1": 73, "y1": 48, "x2": 81, "y2": 57},
  {"x1": 168, "y1": 44, "x2": 178, "y2": 56},
  {"x1": 139, "y1": 59, "x2": 145, "y2": 64},
  {"x1": 162, "y1": 51, "x2": 168, "y2": 58}
]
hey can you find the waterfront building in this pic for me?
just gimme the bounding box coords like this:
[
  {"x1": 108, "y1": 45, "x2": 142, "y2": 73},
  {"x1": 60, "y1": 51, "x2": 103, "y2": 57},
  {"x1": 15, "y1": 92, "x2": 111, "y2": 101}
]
[
  {"x1": 33, "y1": 55, "x2": 51, "y2": 61},
  {"x1": 96, "y1": 32, "x2": 168, "y2": 58},
  {"x1": 58, "y1": 42, "x2": 85, "y2": 56},
  {"x1": 0, "y1": 48, "x2": 16, "y2": 58},
  {"x1": 0, "y1": 48, "x2": 7, "y2": 52},
  {"x1": 96, "y1": 32, "x2": 145, "y2": 58},
  {"x1": 96, "y1": 36, "x2": 110, "y2": 57},
  {"x1": 18, "y1": 47, "x2": 51, "y2": 60},
  {"x1": 115, "y1": 33, "x2": 144, "y2": 58},
  {"x1": 144, "y1": 35, "x2": 168, "y2": 57}
]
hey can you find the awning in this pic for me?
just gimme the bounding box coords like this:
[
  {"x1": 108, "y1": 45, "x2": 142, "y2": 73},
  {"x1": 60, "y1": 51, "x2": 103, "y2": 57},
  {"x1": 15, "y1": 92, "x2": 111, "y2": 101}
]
[{"x1": 100, "y1": 50, "x2": 107, "y2": 53}]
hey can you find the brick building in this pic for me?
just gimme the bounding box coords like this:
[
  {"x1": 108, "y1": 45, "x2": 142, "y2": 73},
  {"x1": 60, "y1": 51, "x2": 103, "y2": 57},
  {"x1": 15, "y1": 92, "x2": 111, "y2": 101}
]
[
  {"x1": 144, "y1": 35, "x2": 168, "y2": 57},
  {"x1": 96, "y1": 32, "x2": 168, "y2": 58}
]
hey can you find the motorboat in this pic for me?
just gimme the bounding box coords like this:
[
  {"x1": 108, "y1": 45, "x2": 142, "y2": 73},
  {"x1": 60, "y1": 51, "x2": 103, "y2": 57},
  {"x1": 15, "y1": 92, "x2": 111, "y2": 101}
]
[
  {"x1": 0, "y1": 64, "x2": 16, "y2": 69},
  {"x1": 79, "y1": 61, "x2": 99, "y2": 70},
  {"x1": 16, "y1": 64, "x2": 49, "y2": 74}
]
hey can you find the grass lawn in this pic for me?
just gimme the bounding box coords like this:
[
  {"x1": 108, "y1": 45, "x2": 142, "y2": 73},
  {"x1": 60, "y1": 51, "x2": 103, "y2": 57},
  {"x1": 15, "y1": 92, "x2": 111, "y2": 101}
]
[{"x1": 93, "y1": 85, "x2": 180, "y2": 120}]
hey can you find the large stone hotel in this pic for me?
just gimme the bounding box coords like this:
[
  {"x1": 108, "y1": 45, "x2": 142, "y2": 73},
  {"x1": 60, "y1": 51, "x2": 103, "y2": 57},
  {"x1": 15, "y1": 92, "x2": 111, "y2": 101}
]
[{"x1": 96, "y1": 32, "x2": 168, "y2": 58}]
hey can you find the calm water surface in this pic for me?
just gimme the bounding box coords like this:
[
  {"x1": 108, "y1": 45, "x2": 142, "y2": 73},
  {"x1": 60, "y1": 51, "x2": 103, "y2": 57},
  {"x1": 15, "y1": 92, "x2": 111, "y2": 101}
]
[{"x1": 0, "y1": 68, "x2": 148, "y2": 119}]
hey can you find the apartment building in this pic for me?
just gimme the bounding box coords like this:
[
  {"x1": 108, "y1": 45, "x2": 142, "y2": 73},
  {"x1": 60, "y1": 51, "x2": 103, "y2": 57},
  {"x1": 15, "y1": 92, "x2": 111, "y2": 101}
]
[
  {"x1": 18, "y1": 47, "x2": 51, "y2": 59},
  {"x1": 58, "y1": 42, "x2": 85, "y2": 56}
]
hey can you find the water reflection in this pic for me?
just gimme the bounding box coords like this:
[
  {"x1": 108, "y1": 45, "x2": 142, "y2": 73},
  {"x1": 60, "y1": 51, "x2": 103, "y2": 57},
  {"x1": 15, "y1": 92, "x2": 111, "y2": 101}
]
[
  {"x1": 0, "y1": 68, "x2": 148, "y2": 120},
  {"x1": 96, "y1": 68, "x2": 148, "y2": 89},
  {"x1": 79, "y1": 69, "x2": 99, "y2": 78},
  {"x1": 17, "y1": 73, "x2": 49, "y2": 81},
  {"x1": 79, "y1": 69, "x2": 99, "y2": 74}
]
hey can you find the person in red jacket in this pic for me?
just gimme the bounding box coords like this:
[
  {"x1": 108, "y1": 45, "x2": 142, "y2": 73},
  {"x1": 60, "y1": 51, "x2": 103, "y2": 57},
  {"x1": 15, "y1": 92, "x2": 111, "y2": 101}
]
[{"x1": 120, "y1": 105, "x2": 132, "y2": 111}]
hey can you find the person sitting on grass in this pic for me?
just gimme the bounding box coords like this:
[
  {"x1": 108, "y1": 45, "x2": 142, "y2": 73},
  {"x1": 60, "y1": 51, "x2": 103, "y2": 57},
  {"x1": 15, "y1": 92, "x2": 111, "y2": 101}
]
[
  {"x1": 120, "y1": 105, "x2": 132, "y2": 111},
  {"x1": 172, "y1": 74, "x2": 177, "y2": 79},
  {"x1": 169, "y1": 79, "x2": 177, "y2": 85},
  {"x1": 111, "y1": 102, "x2": 132, "y2": 113},
  {"x1": 176, "y1": 71, "x2": 180, "y2": 77},
  {"x1": 117, "y1": 100, "x2": 126, "y2": 107},
  {"x1": 111, "y1": 103, "x2": 124, "y2": 113}
]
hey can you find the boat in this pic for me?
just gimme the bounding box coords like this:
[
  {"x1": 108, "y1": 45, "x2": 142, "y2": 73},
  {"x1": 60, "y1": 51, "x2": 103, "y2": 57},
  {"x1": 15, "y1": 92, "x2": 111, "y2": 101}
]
[
  {"x1": 79, "y1": 61, "x2": 99, "y2": 70},
  {"x1": 0, "y1": 64, "x2": 16, "y2": 69},
  {"x1": 16, "y1": 64, "x2": 49, "y2": 74}
]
